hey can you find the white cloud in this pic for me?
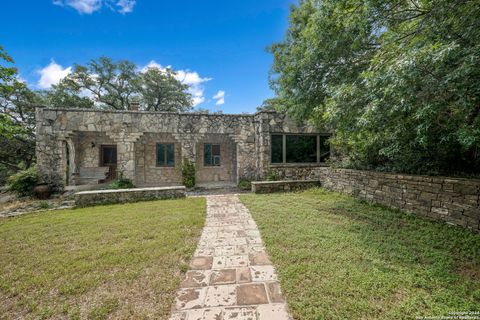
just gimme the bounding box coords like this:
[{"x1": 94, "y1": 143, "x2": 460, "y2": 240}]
[
  {"x1": 53, "y1": 0, "x2": 136, "y2": 14},
  {"x1": 53, "y1": 0, "x2": 102, "y2": 14},
  {"x1": 37, "y1": 61, "x2": 72, "y2": 89},
  {"x1": 140, "y1": 60, "x2": 163, "y2": 72},
  {"x1": 141, "y1": 60, "x2": 212, "y2": 107},
  {"x1": 213, "y1": 90, "x2": 225, "y2": 106},
  {"x1": 116, "y1": 0, "x2": 136, "y2": 13}
]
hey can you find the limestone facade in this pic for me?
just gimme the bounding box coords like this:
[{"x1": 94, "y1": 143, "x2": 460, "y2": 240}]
[{"x1": 35, "y1": 108, "x2": 329, "y2": 190}]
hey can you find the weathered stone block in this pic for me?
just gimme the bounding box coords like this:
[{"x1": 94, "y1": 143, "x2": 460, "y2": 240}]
[
  {"x1": 251, "y1": 180, "x2": 320, "y2": 194},
  {"x1": 74, "y1": 186, "x2": 186, "y2": 207}
]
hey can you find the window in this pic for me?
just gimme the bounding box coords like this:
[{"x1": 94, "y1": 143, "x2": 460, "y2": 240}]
[
  {"x1": 100, "y1": 145, "x2": 117, "y2": 165},
  {"x1": 286, "y1": 135, "x2": 317, "y2": 163},
  {"x1": 270, "y1": 134, "x2": 330, "y2": 164},
  {"x1": 156, "y1": 143, "x2": 175, "y2": 167},
  {"x1": 271, "y1": 135, "x2": 283, "y2": 163},
  {"x1": 204, "y1": 143, "x2": 221, "y2": 166},
  {"x1": 320, "y1": 136, "x2": 330, "y2": 162}
]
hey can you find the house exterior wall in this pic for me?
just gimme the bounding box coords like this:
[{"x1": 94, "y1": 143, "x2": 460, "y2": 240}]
[
  {"x1": 135, "y1": 133, "x2": 182, "y2": 186},
  {"x1": 195, "y1": 134, "x2": 236, "y2": 184},
  {"x1": 73, "y1": 132, "x2": 114, "y2": 168},
  {"x1": 35, "y1": 108, "x2": 329, "y2": 190}
]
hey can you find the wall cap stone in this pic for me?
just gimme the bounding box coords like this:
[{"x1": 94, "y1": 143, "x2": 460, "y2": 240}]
[
  {"x1": 75, "y1": 186, "x2": 186, "y2": 195},
  {"x1": 37, "y1": 107, "x2": 259, "y2": 118},
  {"x1": 251, "y1": 180, "x2": 320, "y2": 185},
  {"x1": 319, "y1": 167, "x2": 480, "y2": 184}
]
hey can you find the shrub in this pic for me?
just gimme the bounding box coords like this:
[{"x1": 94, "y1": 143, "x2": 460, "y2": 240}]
[
  {"x1": 110, "y1": 174, "x2": 135, "y2": 189},
  {"x1": 266, "y1": 170, "x2": 279, "y2": 181},
  {"x1": 238, "y1": 179, "x2": 252, "y2": 190},
  {"x1": 182, "y1": 159, "x2": 196, "y2": 188},
  {"x1": 6, "y1": 166, "x2": 39, "y2": 197},
  {"x1": 39, "y1": 201, "x2": 50, "y2": 209}
]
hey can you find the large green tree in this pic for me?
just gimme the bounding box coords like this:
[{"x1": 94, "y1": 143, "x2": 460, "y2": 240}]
[
  {"x1": 137, "y1": 67, "x2": 193, "y2": 112},
  {"x1": 0, "y1": 46, "x2": 40, "y2": 183},
  {"x1": 270, "y1": 0, "x2": 480, "y2": 175},
  {"x1": 51, "y1": 57, "x2": 193, "y2": 111}
]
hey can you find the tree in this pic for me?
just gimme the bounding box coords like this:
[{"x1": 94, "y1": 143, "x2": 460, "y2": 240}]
[
  {"x1": 257, "y1": 97, "x2": 290, "y2": 112},
  {"x1": 41, "y1": 79, "x2": 94, "y2": 109},
  {"x1": 270, "y1": 0, "x2": 377, "y2": 119},
  {"x1": 0, "y1": 46, "x2": 40, "y2": 183},
  {"x1": 137, "y1": 67, "x2": 192, "y2": 112},
  {"x1": 51, "y1": 57, "x2": 193, "y2": 112},
  {"x1": 269, "y1": 0, "x2": 480, "y2": 175},
  {"x1": 60, "y1": 57, "x2": 137, "y2": 110}
]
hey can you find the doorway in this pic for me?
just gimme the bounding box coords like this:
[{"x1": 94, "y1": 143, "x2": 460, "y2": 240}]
[{"x1": 100, "y1": 145, "x2": 117, "y2": 181}]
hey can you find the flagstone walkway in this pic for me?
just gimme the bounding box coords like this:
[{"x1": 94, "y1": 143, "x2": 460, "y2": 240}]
[{"x1": 169, "y1": 194, "x2": 291, "y2": 320}]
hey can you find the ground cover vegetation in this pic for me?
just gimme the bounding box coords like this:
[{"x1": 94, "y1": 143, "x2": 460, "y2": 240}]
[
  {"x1": 0, "y1": 197, "x2": 205, "y2": 319},
  {"x1": 240, "y1": 189, "x2": 480, "y2": 320}
]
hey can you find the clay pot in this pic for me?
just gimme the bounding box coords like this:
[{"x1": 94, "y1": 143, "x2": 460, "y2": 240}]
[{"x1": 33, "y1": 184, "x2": 51, "y2": 200}]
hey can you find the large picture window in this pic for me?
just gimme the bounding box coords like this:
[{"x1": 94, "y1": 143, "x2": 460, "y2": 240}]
[
  {"x1": 204, "y1": 143, "x2": 221, "y2": 166},
  {"x1": 271, "y1": 135, "x2": 283, "y2": 164},
  {"x1": 271, "y1": 134, "x2": 330, "y2": 164},
  {"x1": 156, "y1": 143, "x2": 175, "y2": 167}
]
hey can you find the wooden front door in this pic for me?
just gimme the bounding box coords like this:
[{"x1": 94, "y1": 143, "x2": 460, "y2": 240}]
[{"x1": 100, "y1": 145, "x2": 117, "y2": 180}]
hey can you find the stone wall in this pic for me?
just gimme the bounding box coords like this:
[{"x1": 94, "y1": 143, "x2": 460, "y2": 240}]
[
  {"x1": 251, "y1": 180, "x2": 321, "y2": 194},
  {"x1": 195, "y1": 134, "x2": 236, "y2": 184},
  {"x1": 73, "y1": 132, "x2": 114, "y2": 168},
  {"x1": 135, "y1": 133, "x2": 182, "y2": 186},
  {"x1": 315, "y1": 168, "x2": 480, "y2": 232},
  {"x1": 268, "y1": 164, "x2": 327, "y2": 181},
  {"x1": 74, "y1": 186, "x2": 186, "y2": 207},
  {"x1": 254, "y1": 111, "x2": 328, "y2": 179}
]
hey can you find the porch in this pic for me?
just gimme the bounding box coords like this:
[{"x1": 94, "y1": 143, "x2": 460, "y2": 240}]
[{"x1": 62, "y1": 131, "x2": 239, "y2": 188}]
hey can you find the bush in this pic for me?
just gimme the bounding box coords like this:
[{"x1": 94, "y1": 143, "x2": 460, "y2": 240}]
[
  {"x1": 238, "y1": 179, "x2": 252, "y2": 190},
  {"x1": 110, "y1": 174, "x2": 135, "y2": 189},
  {"x1": 39, "y1": 201, "x2": 50, "y2": 209},
  {"x1": 6, "y1": 166, "x2": 39, "y2": 197},
  {"x1": 266, "y1": 170, "x2": 279, "y2": 181},
  {"x1": 182, "y1": 159, "x2": 196, "y2": 188}
]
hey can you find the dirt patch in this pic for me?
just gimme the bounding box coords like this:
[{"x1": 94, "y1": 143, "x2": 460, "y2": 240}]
[{"x1": 457, "y1": 262, "x2": 480, "y2": 280}]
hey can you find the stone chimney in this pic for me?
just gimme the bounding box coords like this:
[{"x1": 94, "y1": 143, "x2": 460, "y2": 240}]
[{"x1": 130, "y1": 101, "x2": 139, "y2": 111}]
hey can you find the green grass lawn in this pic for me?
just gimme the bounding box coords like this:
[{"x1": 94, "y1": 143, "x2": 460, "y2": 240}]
[
  {"x1": 240, "y1": 189, "x2": 480, "y2": 320},
  {"x1": 0, "y1": 198, "x2": 205, "y2": 320}
]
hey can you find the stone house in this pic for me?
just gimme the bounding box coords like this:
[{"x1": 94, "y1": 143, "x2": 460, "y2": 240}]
[{"x1": 35, "y1": 107, "x2": 330, "y2": 190}]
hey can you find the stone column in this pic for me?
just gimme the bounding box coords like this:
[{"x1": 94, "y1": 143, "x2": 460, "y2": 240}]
[
  {"x1": 173, "y1": 133, "x2": 204, "y2": 164},
  {"x1": 107, "y1": 132, "x2": 143, "y2": 182},
  {"x1": 65, "y1": 137, "x2": 76, "y2": 185}
]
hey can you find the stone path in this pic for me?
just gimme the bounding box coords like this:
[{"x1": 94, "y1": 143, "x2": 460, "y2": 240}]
[{"x1": 169, "y1": 195, "x2": 291, "y2": 320}]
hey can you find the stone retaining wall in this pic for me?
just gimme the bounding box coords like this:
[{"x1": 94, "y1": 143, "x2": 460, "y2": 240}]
[
  {"x1": 251, "y1": 180, "x2": 321, "y2": 194},
  {"x1": 75, "y1": 186, "x2": 186, "y2": 207},
  {"x1": 316, "y1": 168, "x2": 480, "y2": 232}
]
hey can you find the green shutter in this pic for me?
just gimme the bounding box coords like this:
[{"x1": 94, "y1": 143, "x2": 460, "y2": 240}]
[{"x1": 204, "y1": 144, "x2": 212, "y2": 166}]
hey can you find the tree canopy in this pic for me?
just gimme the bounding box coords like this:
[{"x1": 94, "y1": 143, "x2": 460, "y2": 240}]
[
  {"x1": 45, "y1": 57, "x2": 193, "y2": 111},
  {"x1": 270, "y1": 0, "x2": 480, "y2": 175},
  {"x1": 0, "y1": 46, "x2": 40, "y2": 182}
]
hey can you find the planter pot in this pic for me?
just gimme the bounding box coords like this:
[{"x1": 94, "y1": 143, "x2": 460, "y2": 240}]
[{"x1": 33, "y1": 184, "x2": 51, "y2": 200}]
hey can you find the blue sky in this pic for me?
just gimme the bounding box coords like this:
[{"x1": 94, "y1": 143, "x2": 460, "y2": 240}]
[{"x1": 1, "y1": 0, "x2": 296, "y2": 113}]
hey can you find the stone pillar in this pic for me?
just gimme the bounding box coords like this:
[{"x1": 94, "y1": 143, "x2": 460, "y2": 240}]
[
  {"x1": 65, "y1": 137, "x2": 76, "y2": 185},
  {"x1": 173, "y1": 133, "x2": 204, "y2": 164},
  {"x1": 107, "y1": 132, "x2": 143, "y2": 182},
  {"x1": 117, "y1": 142, "x2": 136, "y2": 180}
]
